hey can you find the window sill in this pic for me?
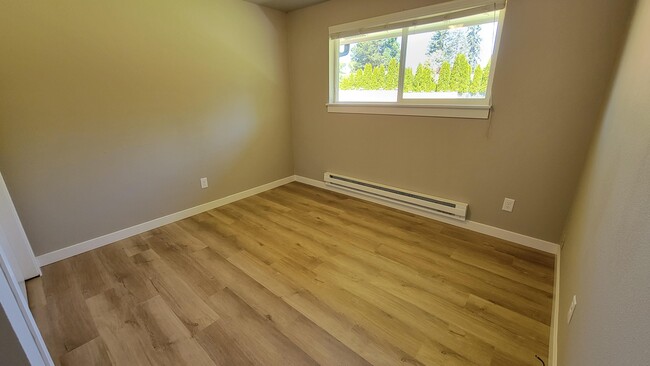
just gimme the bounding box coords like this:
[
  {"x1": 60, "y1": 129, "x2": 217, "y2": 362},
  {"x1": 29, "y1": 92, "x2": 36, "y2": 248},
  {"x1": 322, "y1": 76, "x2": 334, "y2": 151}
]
[{"x1": 326, "y1": 103, "x2": 491, "y2": 119}]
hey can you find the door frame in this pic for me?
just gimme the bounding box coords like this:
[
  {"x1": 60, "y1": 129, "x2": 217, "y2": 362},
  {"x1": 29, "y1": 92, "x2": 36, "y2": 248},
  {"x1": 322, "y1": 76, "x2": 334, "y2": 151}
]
[
  {"x1": 0, "y1": 172, "x2": 40, "y2": 283},
  {"x1": 0, "y1": 229, "x2": 53, "y2": 366}
]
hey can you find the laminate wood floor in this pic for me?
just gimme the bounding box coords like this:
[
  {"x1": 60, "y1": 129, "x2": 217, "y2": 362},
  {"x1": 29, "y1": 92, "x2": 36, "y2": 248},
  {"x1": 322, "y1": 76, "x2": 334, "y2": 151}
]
[{"x1": 27, "y1": 182, "x2": 555, "y2": 366}]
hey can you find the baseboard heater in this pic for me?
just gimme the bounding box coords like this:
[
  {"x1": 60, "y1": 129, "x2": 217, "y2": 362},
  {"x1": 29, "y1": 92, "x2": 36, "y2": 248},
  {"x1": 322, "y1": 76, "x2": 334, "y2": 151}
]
[{"x1": 323, "y1": 172, "x2": 468, "y2": 221}]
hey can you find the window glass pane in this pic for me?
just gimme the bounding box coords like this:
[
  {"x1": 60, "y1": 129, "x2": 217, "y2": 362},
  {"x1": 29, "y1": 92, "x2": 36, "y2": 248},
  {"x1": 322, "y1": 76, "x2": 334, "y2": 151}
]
[
  {"x1": 403, "y1": 12, "x2": 498, "y2": 100},
  {"x1": 337, "y1": 31, "x2": 402, "y2": 103}
]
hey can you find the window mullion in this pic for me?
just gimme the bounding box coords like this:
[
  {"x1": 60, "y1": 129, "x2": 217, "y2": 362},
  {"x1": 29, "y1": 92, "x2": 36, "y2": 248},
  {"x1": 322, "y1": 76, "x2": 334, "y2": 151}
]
[{"x1": 396, "y1": 28, "x2": 409, "y2": 104}]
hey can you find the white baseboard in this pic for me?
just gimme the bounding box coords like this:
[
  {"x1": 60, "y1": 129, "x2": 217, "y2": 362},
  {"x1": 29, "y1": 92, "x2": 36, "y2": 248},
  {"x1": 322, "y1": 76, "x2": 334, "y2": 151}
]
[
  {"x1": 36, "y1": 176, "x2": 296, "y2": 267},
  {"x1": 549, "y1": 250, "x2": 561, "y2": 365},
  {"x1": 37, "y1": 174, "x2": 559, "y2": 267},
  {"x1": 294, "y1": 175, "x2": 560, "y2": 254}
]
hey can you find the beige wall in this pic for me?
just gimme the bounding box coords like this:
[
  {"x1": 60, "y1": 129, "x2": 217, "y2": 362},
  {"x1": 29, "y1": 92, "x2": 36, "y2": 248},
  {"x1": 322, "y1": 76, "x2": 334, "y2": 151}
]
[
  {"x1": 288, "y1": 0, "x2": 634, "y2": 242},
  {"x1": 558, "y1": 0, "x2": 649, "y2": 364},
  {"x1": 0, "y1": 0, "x2": 293, "y2": 256},
  {"x1": 0, "y1": 305, "x2": 29, "y2": 366}
]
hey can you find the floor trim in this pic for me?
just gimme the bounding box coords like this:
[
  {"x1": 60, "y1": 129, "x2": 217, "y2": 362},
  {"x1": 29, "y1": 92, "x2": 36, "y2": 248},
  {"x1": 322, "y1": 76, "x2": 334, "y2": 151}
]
[
  {"x1": 36, "y1": 176, "x2": 295, "y2": 267},
  {"x1": 294, "y1": 175, "x2": 560, "y2": 254},
  {"x1": 37, "y1": 173, "x2": 559, "y2": 267}
]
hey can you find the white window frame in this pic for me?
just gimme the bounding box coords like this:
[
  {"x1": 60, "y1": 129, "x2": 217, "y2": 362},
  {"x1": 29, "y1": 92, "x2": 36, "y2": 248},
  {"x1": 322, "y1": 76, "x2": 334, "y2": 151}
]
[{"x1": 327, "y1": 0, "x2": 507, "y2": 119}]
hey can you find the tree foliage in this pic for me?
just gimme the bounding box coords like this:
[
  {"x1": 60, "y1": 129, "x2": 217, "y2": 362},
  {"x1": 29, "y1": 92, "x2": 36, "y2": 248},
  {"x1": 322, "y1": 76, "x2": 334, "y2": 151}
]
[
  {"x1": 339, "y1": 55, "x2": 491, "y2": 96},
  {"x1": 466, "y1": 26, "x2": 482, "y2": 67},
  {"x1": 450, "y1": 54, "x2": 471, "y2": 93},
  {"x1": 386, "y1": 58, "x2": 399, "y2": 90},
  {"x1": 436, "y1": 62, "x2": 452, "y2": 92},
  {"x1": 413, "y1": 64, "x2": 435, "y2": 92},
  {"x1": 361, "y1": 63, "x2": 374, "y2": 89},
  {"x1": 350, "y1": 38, "x2": 400, "y2": 71},
  {"x1": 480, "y1": 60, "x2": 491, "y2": 93},
  {"x1": 469, "y1": 65, "x2": 483, "y2": 95},
  {"x1": 427, "y1": 26, "x2": 481, "y2": 69},
  {"x1": 404, "y1": 67, "x2": 415, "y2": 92},
  {"x1": 371, "y1": 65, "x2": 386, "y2": 89}
]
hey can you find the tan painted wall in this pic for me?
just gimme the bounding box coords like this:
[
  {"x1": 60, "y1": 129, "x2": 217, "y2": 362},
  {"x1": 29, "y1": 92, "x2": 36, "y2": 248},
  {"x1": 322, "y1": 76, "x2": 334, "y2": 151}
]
[
  {"x1": 287, "y1": 0, "x2": 634, "y2": 242},
  {"x1": 558, "y1": 0, "x2": 650, "y2": 364},
  {"x1": 0, "y1": 0, "x2": 293, "y2": 256},
  {"x1": 0, "y1": 305, "x2": 29, "y2": 366}
]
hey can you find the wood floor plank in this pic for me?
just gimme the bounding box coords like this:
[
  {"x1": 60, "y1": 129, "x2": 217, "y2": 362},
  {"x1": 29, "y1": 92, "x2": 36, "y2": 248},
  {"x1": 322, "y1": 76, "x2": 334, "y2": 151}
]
[
  {"x1": 205, "y1": 210, "x2": 285, "y2": 264},
  {"x1": 26, "y1": 276, "x2": 46, "y2": 309},
  {"x1": 30, "y1": 302, "x2": 67, "y2": 365},
  {"x1": 175, "y1": 214, "x2": 241, "y2": 258},
  {"x1": 68, "y1": 251, "x2": 112, "y2": 299},
  {"x1": 375, "y1": 244, "x2": 553, "y2": 324},
  {"x1": 95, "y1": 242, "x2": 158, "y2": 304},
  {"x1": 196, "y1": 321, "x2": 256, "y2": 366},
  {"x1": 272, "y1": 186, "x2": 456, "y2": 257},
  {"x1": 134, "y1": 296, "x2": 215, "y2": 366},
  {"x1": 85, "y1": 287, "x2": 157, "y2": 366},
  {"x1": 120, "y1": 235, "x2": 150, "y2": 257},
  {"x1": 142, "y1": 228, "x2": 225, "y2": 299},
  {"x1": 270, "y1": 257, "x2": 426, "y2": 357},
  {"x1": 28, "y1": 182, "x2": 554, "y2": 365},
  {"x1": 219, "y1": 205, "x2": 323, "y2": 269},
  {"x1": 284, "y1": 289, "x2": 426, "y2": 366},
  {"x1": 208, "y1": 288, "x2": 319, "y2": 366},
  {"x1": 438, "y1": 225, "x2": 555, "y2": 268},
  {"x1": 131, "y1": 249, "x2": 219, "y2": 335},
  {"x1": 228, "y1": 250, "x2": 301, "y2": 298},
  {"x1": 59, "y1": 337, "x2": 113, "y2": 366},
  {"x1": 313, "y1": 261, "x2": 495, "y2": 366},
  {"x1": 41, "y1": 261, "x2": 99, "y2": 354},
  {"x1": 204, "y1": 249, "x2": 372, "y2": 366},
  {"x1": 258, "y1": 187, "x2": 551, "y2": 321}
]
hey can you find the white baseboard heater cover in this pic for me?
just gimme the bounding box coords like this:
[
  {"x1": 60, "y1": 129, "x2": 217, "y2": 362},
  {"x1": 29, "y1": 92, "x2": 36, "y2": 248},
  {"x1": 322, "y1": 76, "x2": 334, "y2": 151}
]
[{"x1": 324, "y1": 172, "x2": 468, "y2": 221}]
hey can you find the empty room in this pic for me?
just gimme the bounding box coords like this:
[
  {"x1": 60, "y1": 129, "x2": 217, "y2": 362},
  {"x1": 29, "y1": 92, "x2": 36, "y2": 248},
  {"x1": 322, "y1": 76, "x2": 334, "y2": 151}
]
[{"x1": 1, "y1": 0, "x2": 648, "y2": 365}]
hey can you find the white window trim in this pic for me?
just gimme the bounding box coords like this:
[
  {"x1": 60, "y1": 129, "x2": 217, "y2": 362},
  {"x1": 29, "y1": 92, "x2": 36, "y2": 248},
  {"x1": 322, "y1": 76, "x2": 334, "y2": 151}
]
[
  {"x1": 327, "y1": 103, "x2": 491, "y2": 119},
  {"x1": 327, "y1": 0, "x2": 507, "y2": 119}
]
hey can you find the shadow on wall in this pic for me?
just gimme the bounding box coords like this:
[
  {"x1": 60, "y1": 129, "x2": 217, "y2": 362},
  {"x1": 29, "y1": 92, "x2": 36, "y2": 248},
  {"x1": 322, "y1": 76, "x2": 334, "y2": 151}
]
[{"x1": 0, "y1": 0, "x2": 292, "y2": 255}]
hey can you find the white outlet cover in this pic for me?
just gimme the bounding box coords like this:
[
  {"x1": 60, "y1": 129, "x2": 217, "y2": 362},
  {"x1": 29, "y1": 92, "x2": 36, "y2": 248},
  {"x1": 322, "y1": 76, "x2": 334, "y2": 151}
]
[
  {"x1": 567, "y1": 295, "x2": 577, "y2": 324},
  {"x1": 200, "y1": 177, "x2": 208, "y2": 189},
  {"x1": 502, "y1": 198, "x2": 515, "y2": 212}
]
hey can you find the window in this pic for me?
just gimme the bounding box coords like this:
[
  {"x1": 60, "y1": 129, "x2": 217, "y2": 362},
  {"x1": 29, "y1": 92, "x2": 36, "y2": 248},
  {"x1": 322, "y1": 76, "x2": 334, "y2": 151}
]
[{"x1": 328, "y1": 0, "x2": 506, "y2": 119}]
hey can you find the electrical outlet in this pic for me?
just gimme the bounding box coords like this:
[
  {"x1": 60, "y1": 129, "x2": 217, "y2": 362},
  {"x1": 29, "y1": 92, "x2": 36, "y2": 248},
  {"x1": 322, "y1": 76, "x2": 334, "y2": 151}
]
[
  {"x1": 567, "y1": 295, "x2": 577, "y2": 324},
  {"x1": 200, "y1": 177, "x2": 208, "y2": 189},
  {"x1": 502, "y1": 198, "x2": 515, "y2": 212}
]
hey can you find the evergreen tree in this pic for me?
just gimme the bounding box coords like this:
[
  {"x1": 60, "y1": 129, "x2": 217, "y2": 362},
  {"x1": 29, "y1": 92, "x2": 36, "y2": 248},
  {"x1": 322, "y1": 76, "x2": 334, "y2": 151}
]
[
  {"x1": 360, "y1": 63, "x2": 374, "y2": 89},
  {"x1": 353, "y1": 69, "x2": 363, "y2": 89},
  {"x1": 350, "y1": 38, "x2": 401, "y2": 71},
  {"x1": 427, "y1": 28, "x2": 467, "y2": 68},
  {"x1": 427, "y1": 29, "x2": 453, "y2": 69},
  {"x1": 372, "y1": 65, "x2": 386, "y2": 89},
  {"x1": 479, "y1": 60, "x2": 491, "y2": 94},
  {"x1": 403, "y1": 67, "x2": 415, "y2": 93},
  {"x1": 436, "y1": 61, "x2": 452, "y2": 92},
  {"x1": 466, "y1": 25, "x2": 482, "y2": 67},
  {"x1": 386, "y1": 58, "x2": 399, "y2": 90},
  {"x1": 427, "y1": 25, "x2": 482, "y2": 69},
  {"x1": 469, "y1": 65, "x2": 483, "y2": 94},
  {"x1": 450, "y1": 54, "x2": 471, "y2": 93},
  {"x1": 414, "y1": 64, "x2": 435, "y2": 92},
  {"x1": 340, "y1": 74, "x2": 353, "y2": 90}
]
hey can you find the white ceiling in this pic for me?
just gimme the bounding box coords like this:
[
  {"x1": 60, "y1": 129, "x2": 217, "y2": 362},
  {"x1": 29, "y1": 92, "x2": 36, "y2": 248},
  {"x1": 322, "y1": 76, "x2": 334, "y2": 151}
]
[{"x1": 242, "y1": 0, "x2": 328, "y2": 12}]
